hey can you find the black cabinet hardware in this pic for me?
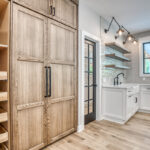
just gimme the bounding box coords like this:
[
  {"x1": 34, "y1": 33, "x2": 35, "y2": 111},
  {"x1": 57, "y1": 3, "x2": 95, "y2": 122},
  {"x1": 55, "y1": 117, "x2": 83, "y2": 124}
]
[
  {"x1": 48, "y1": 67, "x2": 51, "y2": 97},
  {"x1": 45, "y1": 67, "x2": 48, "y2": 97},
  {"x1": 50, "y1": 6, "x2": 53, "y2": 15},
  {"x1": 135, "y1": 97, "x2": 138, "y2": 103},
  {"x1": 53, "y1": 7, "x2": 55, "y2": 16}
]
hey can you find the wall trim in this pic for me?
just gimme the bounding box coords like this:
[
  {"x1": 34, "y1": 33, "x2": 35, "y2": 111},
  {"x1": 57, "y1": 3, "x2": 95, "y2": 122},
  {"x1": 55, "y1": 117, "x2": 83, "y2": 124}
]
[
  {"x1": 139, "y1": 36, "x2": 150, "y2": 77},
  {"x1": 138, "y1": 109, "x2": 150, "y2": 113},
  {"x1": 78, "y1": 30, "x2": 102, "y2": 132}
]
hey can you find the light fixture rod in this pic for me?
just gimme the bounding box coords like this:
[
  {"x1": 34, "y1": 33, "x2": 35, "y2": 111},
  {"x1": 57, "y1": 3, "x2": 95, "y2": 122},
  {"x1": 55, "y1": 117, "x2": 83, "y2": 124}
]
[
  {"x1": 122, "y1": 26, "x2": 130, "y2": 34},
  {"x1": 105, "y1": 17, "x2": 114, "y2": 32},
  {"x1": 113, "y1": 17, "x2": 121, "y2": 27}
]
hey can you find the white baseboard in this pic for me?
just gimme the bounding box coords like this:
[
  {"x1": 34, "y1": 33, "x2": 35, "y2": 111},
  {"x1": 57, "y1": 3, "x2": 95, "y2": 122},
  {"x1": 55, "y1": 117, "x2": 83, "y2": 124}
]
[
  {"x1": 138, "y1": 109, "x2": 150, "y2": 114},
  {"x1": 103, "y1": 116, "x2": 125, "y2": 124},
  {"x1": 77, "y1": 125, "x2": 84, "y2": 132}
]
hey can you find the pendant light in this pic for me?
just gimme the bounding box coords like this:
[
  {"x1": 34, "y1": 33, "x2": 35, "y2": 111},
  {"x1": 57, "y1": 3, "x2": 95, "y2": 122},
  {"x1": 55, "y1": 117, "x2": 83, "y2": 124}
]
[
  {"x1": 117, "y1": 27, "x2": 124, "y2": 36},
  {"x1": 104, "y1": 17, "x2": 138, "y2": 45}
]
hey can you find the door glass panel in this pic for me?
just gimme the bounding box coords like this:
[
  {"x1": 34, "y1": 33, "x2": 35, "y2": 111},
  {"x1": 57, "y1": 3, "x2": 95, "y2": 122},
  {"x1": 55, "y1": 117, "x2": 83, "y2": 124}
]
[
  {"x1": 84, "y1": 87, "x2": 88, "y2": 100},
  {"x1": 89, "y1": 74, "x2": 93, "y2": 85},
  {"x1": 85, "y1": 44, "x2": 88, "y2": 57},
  {"x1": 89, "y1": 45, "x2": 93, "y2": 58},
  {"x1": 89, "y1": 100, "x2": 93, "y2": 113},
  {"x1": 89, "y1": 87, "x2": 93, "y2": 99},
  {"x1": 84, "y1": 40, "x2": 96, "y2": 124},
  {"x1": 84, "y1": 101, "x2": 88, "y2": 115},
  {"x1": 85, "y1": 58, "x2": 88, "y2": 72},
  {"x1": 85, "y1": 73, "x2": 88, "y2": 85},
  {"x1": 89, "y1": 59, "x2": 93, "y2": 73}
]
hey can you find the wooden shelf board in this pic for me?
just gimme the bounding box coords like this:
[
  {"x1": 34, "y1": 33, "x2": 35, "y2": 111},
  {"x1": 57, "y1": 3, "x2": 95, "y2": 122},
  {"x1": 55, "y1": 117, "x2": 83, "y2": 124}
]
[
  {"x1": 0, "y1": 143, "x2": 8, "y2": 150},
  {"x1": 0, "y1": 44, "x2": 8, "y2": 51},
  {"x1": 0, "y1": 108, "x2": 7, "y2": 123},
  {"x1": 105, "y1": 42, "x2": 130, "y2": 54},
  {"x1": 0, "y1": 72, "x2": 7, "y2": 81},
  {"x1": 0, "y1": 125, "x2": 8, "y2": 144},
  {"x1": 105, "y1": 65, "x2": 130, "y2": 70},
  {"x1": 105, "y1": 54, "x2": 130, "y2": 62},
  {"x1": 0, "y1": 0, "x2": 8, "y2": 14},
  {"x1": 0, "y1": 92, "x2": 8, "y2": 102}
]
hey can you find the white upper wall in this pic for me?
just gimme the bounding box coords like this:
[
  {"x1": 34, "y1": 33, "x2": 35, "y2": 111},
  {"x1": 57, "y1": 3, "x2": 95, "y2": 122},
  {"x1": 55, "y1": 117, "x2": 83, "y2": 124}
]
[
  {"x1": 79, "y1": 0, "x2": 100, "y2": 38},
  {"x1": 83, "y1": 0, "x2": 150, "y2": 34}
]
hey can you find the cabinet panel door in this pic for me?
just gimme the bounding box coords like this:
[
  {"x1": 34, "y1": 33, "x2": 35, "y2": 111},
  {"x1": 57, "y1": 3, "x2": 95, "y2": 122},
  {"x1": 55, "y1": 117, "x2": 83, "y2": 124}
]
[
  {"x1": 14, "y1": 0, "x2": 48, "y2": 14},
  {"x1": 12, "y1": 4, "x2": 47, "y2": 150},
  {"x1": 50, "y1": 0, "x2": 77, "y2": 28},
  {"x1": 140, "y1": 91, "x2": 150, "y2": 110},
  {"x1": 46, "y1": 19, "x2": 77, "y2": 144}
]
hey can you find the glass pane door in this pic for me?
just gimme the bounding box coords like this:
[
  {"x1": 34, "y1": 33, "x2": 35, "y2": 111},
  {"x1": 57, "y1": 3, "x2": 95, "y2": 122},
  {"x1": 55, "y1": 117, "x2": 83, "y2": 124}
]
[{"x1": 84, "y1": 39, "x2": 96, "y2": 124}]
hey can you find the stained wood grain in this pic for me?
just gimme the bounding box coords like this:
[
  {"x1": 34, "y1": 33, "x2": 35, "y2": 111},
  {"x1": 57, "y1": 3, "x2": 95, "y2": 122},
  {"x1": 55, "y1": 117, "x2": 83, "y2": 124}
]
[
  {"x1": 45, "y1": 112, "x2": 150, "y2": 150},
  {"x1": 0, "y1": 71, "x2": 7, "y2": 80},
  {"x1": 46, "y1": 18, "x2": 77, "y2": 145},
  {"x1": 0, "y1": 107, "x2": 7, "y2": 123},
  {"x1": 0, "y1": 125, "x2": 8, "y2": 144}
]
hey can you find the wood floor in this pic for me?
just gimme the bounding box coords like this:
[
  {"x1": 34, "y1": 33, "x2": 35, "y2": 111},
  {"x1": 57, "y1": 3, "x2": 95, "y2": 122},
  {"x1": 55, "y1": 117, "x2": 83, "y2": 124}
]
[{"x1": 44, "y1": 112, "x2": 150, "y2": 150}]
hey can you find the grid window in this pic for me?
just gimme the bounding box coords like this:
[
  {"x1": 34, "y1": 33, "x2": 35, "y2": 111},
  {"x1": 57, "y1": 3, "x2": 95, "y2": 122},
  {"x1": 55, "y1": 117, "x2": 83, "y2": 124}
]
[{"x1": 143, "y1": 42, "x2": 150, "y2": 74}]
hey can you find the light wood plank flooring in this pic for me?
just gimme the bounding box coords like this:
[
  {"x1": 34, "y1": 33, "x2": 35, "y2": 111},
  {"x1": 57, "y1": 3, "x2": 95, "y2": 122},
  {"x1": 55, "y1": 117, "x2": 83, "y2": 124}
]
[{"x1": 44, "y1": 112, "x2": 150, "y2": 150}]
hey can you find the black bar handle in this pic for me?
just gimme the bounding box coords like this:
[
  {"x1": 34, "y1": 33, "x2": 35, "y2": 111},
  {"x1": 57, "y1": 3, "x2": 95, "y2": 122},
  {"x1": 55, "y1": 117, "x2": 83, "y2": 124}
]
[
  {"x1": 48, "y1": 67, "x2": 51, "y2": 97},
  {"x1": 50, "y1": 5, "x2": 53, "y2": 15},
  {"x1": 53, "y1": 7, "x2": 55, "y2": 16},
  {"x1": 45, "y1": 67, "x2": 48, "y2": 97}
]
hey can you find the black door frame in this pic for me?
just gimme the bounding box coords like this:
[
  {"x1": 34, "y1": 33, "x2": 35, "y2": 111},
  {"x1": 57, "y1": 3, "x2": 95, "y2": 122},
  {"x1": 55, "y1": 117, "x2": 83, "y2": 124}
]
[{"x1": 84, "y1": 39, "x2": 97, "y2": 125}]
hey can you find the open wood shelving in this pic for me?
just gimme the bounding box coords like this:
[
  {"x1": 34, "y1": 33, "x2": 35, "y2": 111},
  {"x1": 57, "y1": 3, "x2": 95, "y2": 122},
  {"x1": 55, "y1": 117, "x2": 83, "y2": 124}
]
[
  {"x1": 0, "y1": 143, "x2": 8, "y2": 150},
  {"x1": 0, "y1": 108, "x2": 7, "y2": 123},
  {"x1": 0, "y1": 126, "x2": 8, "y2": 144},
  {"x1": 0, "y1": 44, "x2": 8, "y2": 51},
  {"x1": 105, "y1": 42, "x2": 130, "y2": 54},
  {"x1": 0, "y1": 72, "x2": 7, "y2": 81},
  {"x1": 105, "y1": 42, "x2": 131, "y2": 70},
  {"x1": 105, "y1": 64, "x2": 130, "y2": 70},
  {"x1": 105, "y1": 53, "x2": 130, "y2": 62},
  {"x1": 0, "y1": 0, "x2": 10, "y2": 148},
  {"x1": 0, "y1": 92, "x2": 7, "y2": 102}
]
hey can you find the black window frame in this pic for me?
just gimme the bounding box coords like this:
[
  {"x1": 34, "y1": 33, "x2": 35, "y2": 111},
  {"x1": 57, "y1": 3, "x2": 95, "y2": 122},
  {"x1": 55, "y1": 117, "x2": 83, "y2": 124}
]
[{"x1": 143, "y1": 42, "x2": 150, "y2": 74}]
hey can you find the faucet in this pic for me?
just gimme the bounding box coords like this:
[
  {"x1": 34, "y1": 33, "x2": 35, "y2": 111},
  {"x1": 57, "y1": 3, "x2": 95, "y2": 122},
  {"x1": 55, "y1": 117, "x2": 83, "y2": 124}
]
[{"x1": 114, "y1": 73, "x2": 125, "y2": 86}]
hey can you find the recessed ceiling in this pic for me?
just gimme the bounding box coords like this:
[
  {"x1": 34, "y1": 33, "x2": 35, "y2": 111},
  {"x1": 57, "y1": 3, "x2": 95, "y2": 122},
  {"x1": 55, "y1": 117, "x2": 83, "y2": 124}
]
[{"x1": 82, "y1": 0, "x2": 150, "y2": 34}]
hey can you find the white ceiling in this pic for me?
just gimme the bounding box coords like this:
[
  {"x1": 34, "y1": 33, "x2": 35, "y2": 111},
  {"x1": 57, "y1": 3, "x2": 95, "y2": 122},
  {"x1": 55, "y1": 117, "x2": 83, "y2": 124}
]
[{"x1": 83, "y1": 0, "x2": 150, "y2": 34}]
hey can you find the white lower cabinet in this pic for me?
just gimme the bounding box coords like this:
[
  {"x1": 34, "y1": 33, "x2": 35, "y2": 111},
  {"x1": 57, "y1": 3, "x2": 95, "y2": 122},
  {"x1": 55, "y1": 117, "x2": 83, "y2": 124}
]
[
  {"x1": 102, "y1": 85, "x2": 139, "y2": 124},
  {"x1": 126, "y1": 94, "x2": 139, "y2": 120},
  {"x1": 140, "y1": 85, "x2": 150, "y2": 111}
]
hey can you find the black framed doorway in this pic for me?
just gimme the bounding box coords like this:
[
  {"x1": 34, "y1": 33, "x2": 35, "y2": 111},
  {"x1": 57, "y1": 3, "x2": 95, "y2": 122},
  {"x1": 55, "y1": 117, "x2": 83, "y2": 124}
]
[{"x1": 84, "y1": 39, "x2": 97, "y2": 125}]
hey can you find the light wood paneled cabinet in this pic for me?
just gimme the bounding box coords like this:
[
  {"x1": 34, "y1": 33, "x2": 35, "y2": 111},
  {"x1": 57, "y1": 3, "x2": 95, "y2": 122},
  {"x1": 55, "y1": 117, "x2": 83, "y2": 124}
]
[
  {"x1": 49, "y1": 0, "x2": 77, "y2": 28},
  {"x1": 13, "y1": 0, "x2": 49, "y2": 14},
  {"x1": 14, "y1": 0, "x2": 78, "y2": 29},
  {"x1": 12, "y1": 4, "x2": 47, "y2": 150},
  {"x1": 10, "y1": 1, "x2": 78, "y2": 150},
  {"x1": 46, "y1": 20, "x2": 77, "y2": 144},
  {"x1": 0, "y1": 0, "x2": 78, "y2": 149}
]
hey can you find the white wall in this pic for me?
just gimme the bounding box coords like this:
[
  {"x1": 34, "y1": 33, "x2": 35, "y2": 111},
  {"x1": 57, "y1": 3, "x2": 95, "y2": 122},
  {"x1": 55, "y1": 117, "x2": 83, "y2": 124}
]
[
  {"x1": 78, "y1": 0, "x2": 131, "y2": 131},
  {"x1": 126, "y1": 33, "x2": 150, "y2": 84},
  {"x1": 79, "y1": 0, "x2": 101, "y2": 37},
  {"x1": 78, "y1": 0, "x2": 101, "y2": 131},
  {"x1": 100, "y1": 17, "x2": 127, "y2": 85}
]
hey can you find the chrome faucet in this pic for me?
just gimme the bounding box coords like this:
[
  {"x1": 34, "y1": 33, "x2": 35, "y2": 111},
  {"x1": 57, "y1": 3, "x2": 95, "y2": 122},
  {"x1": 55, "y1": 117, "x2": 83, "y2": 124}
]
[{"x1": 114, "y1": 73, "x2": 125, "y2": 86}]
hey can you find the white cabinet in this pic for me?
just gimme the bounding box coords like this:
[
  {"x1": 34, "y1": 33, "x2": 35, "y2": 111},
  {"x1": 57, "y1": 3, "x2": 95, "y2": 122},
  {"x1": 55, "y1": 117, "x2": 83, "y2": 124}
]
[
  {"x1": 140, "y1": 85, "x2": 150, "y2": 111},
  {"x1": 102, "y1": 85, "x2": 139, "y2": 124},
  {"x1": 126, "y1": 94, "x2": 139, "y2": 120}
]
